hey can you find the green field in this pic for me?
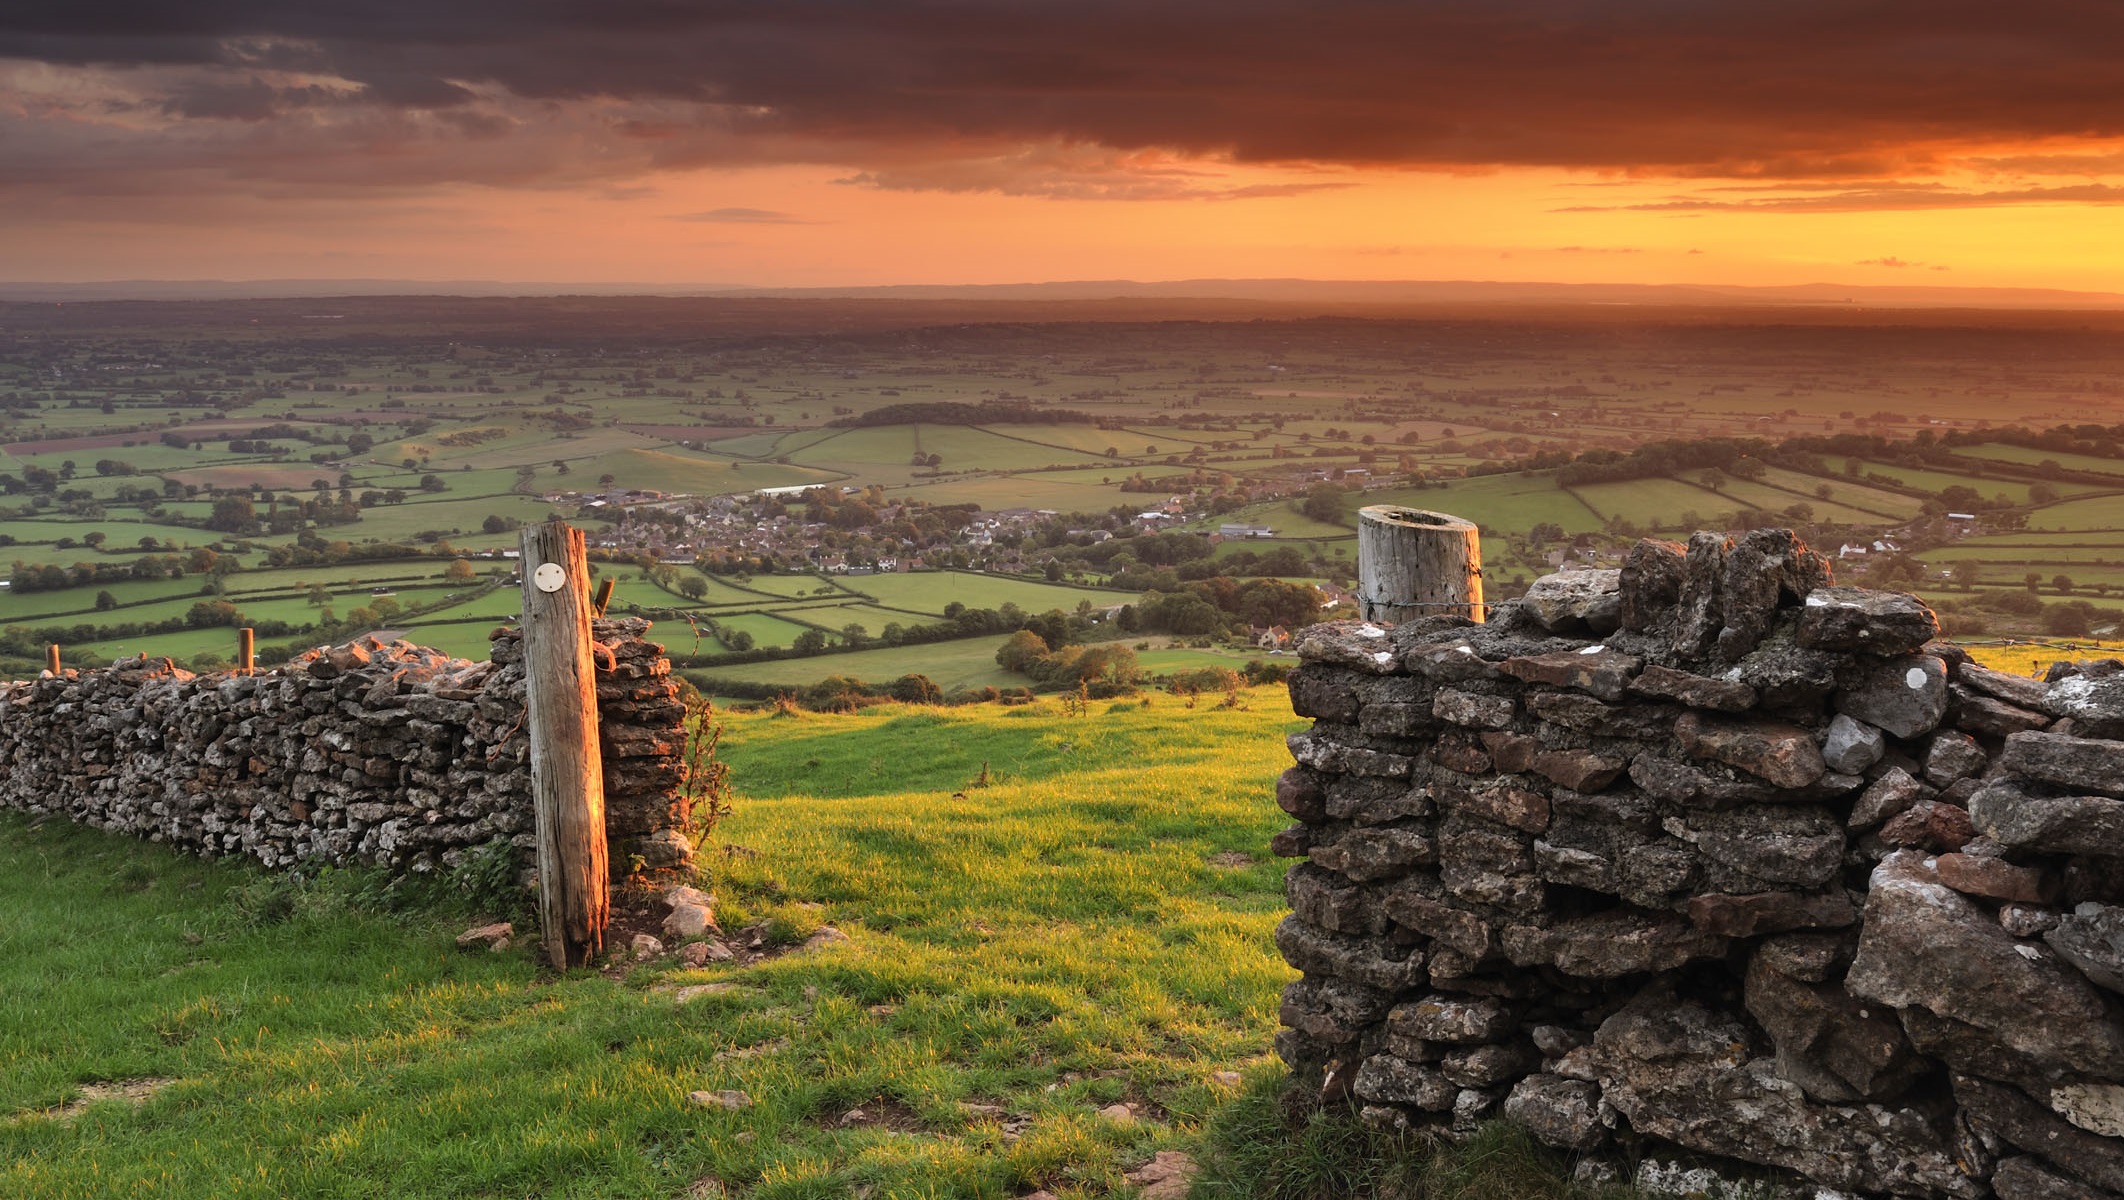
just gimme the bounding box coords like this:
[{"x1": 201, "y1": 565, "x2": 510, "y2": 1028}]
[
  {"x1": 1950, "y1": 444, "x2": 2124, "y2": 478},
  {"x1": 1360, "y1": 473, "x2": 1601, "y2": 536},
  {"x1": 2025, "y1": 494, "x2": 2124, "y2": 532},
  {"x1": 844, "y1": 572, "x2": 1130, "y2": 617}
]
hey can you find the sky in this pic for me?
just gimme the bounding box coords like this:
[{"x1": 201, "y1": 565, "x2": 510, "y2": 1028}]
[{"x1": 7, "y1": 1, "x2": 2124, "y2": 290}]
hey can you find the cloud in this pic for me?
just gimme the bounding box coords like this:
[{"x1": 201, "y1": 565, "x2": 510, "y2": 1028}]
[
  {"x1": 1857, "y1": 256, "x2": 1913, "y2": 267},
  {"x1": 10, "y1": 1, "x2": 2124, "y2": 202},
  {"x1": 1561, "y1": 182, "x2": 2124, "y2": 213},
  {"x1": 672, "y1": 207, "x2": 812, "y2": 224}
]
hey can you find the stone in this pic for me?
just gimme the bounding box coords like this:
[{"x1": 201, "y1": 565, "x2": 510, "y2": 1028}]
[
  {"x1": 1480, "y1": 731, "x2": 1540, "y2": 773},
  {"x1": 1308, "y1": 826, "x2": 1435, "y2": 882},
  {"x1": 1937, "y1": 853, "x2": 2054, "y2": 904},
  {"x1": 1925, "y1": 731, "x2": 1989, "y2": 788},
  {"x1": 1499, "y1": 647, "x2": 1641, "y2": 702},
  {"x1": 1848, "y1": 766, "x2": 1922, "y2": 830},
  {"x1": 1279, "y1": 976, "x2": 1396, "y2": 1045},
  {"x1": 1688, "y1": 805, "x2": 1846, "y2": 888},
  {"x1": 1353, "y1": 1055, "x2": 1458, "y2": 1109},
  {"x1": 1323, "y1": 775, "x2": 1431, "y2": 825},
  {"x1": 2048, "y1": 672, "x2": 2124, "y2": 739},
  {"x1": 1290, "y1": 730, "x2": 1416, "y2": 779},
  {"x1": 1528, "y1": 691, "x2": 1675, "y2": 737},
  {"x1": 1845, "y1": 852, "x2": 2124, "y2": 1083},
  {"x1": 1124, "y1": 1150, "x2": 1199, "y2": 1200},
  {"x1": 688, "y1": 1089, "x2": 753, "y2": 1110},
  {"x1": 1878, "y1": 800, "x2": 1976, "y2": 853},
  {"x1": 1797, "y1": 587, "x2": 1940, "y2": 656},
  {"x1": 1754, "y1": 930, "x2": 1854, "y2": 982},
  {"x1": 2050, "y1": 1083, "x2": 2124, "y2": 1139},
  {"x1": 1590, "y1": 990, "x2": 1981, "y2": 1199},
  {"x1": 1961, "y1": 663, "x2": 2056, "y2": 713},
  {"x1": 1971, "y1": 779, "x2": 2124, "y2": 857},
  {"x1": 1837, "y1": 654, "x2": 1950, "y2": 739},
  {"x1": 2003, "y1": 904, "x2": 2064, "y2": 938},
  {"x1": 1275, "y1": 916, "x2": 1426, "y2": 992},
  {"x1": 1504, "y1": 1075, "x2": 1605, "y2": 1151},
  {"x1": 1619, "y1": 538, "x2": 1688, "y2": 632},
  {"x1": 1432, "y1": 688, "x2": 1517, "y2": 730},
  {"x1": 679, "y1": 940, "x2": 734, "y2": 967},
  {"x1": 631, "y1": 932, "x2": 665, "y2": 960},
  {"x1": 1671, "y1": 532, "x2": 1733, "y2": 659},
  {"x1": 1675, "y1": 712, "x2": 1829, "y2": 789},
  {"x1": 1745, "y1": 951, "x2": 1926, "y2": 1103},
  {"x1": 1438, "y1": 781, "x2": 1551, "y2": 833},
  {"x1": 455, "y1": 921, "x2": 514, "y2": 952},
  {"x1": 1501, "y1": 908, "x2": 1729, "y2": 977},
  {"x1": 1521, "y1": 569, "x2": 1624, "y2": 636},
  {"x1": 1096, "y1": 1103, "x2": 1136, "y2": 1123},
  {"x1": 1403, "y1": 638, "x2": 1504, "y2": 683},
  {"x1": 1389, "y1": 995, "x2": 1518, "y2": 1043},
  {"x1": 1819, "y1": 715, "x2": 1886, "y2": 775},
  {"x1": 1276, "y1": 768, "x2": 1330, "y2": 822},
  {"x1": 797, "y1": 926, "x2": 849, "y2": 954},
  {"x1": 1294, "y1": 621, "x2": 1403, "y2": 674},
  {"x1": 1442, "y1": 1041, "x2": 1538, "y2": 1088},
  {"x1": 1288, "y1": 664, "x2": 1363, "y2": 722},
  {"x1": 1712, "y1": 531, "x2": 1834, "y2": 660},
  {"x1": 1286, "y1": 863, "x2": 1373, "y2": 934},
  {"x1": 1529, "y1": 749, "x2": 1626, "y2": 793},
  {"x1": 1685, "y1": 890, "x2": 1856, "y2": 938},
  {"x1": 663, "y1": 884, "x2": 719, "y2": 938},
  {"x1": 2046, "y1": 903, "x2": 2124, "y2": 994},
  {"x1": 1955, "y1": 687, "x2": 2054, "y2": 739},
  {"x1": 1992, "y1": 1156, "x2": 2115, "y2": 1200},
  {"x1": 1379, "y1": 886, "x2": 1494, "y2": 957},
  {"x1": 2001, "y1": 731, "x2": 2124, "y2": 799},
  {"x1": 1955, "y1": 1074, "x2": 2124, "y2": 1195},
  {"x1": 1628, "y1": 663, "x2": 1759, "y2": 712}
]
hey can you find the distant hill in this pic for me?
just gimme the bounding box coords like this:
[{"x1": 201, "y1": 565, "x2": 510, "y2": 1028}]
[{"x1": 6, "y1": 276, "x2": 2124, "y2": 310}]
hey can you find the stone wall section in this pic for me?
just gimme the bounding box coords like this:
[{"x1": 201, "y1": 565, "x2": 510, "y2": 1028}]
[
  {"x1": 0, "y1": 616, "x2": 693, "y2": 878},
  {"x1": 1276, "y1": 529, "x2": 2124, "y2": 1200}
]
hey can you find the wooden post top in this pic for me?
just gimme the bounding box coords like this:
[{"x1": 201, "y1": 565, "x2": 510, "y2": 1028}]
[{"x1": 1357, "y1": 506, "x2": 1479, "y2": 533}]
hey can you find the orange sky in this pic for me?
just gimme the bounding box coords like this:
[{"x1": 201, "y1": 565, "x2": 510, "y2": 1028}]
[{"x1": 7, "y1": 4, "x2": 2124, "y2": 291}]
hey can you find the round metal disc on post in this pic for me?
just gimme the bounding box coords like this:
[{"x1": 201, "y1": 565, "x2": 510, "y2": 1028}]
[{"x1": 1356, "y1": 506, "x2": 1484, "y2": 625}]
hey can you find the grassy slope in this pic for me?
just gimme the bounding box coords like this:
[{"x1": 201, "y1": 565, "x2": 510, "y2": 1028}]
[{"x1": 0, "y1": 696, "x2": 1305, "y2": 1199}]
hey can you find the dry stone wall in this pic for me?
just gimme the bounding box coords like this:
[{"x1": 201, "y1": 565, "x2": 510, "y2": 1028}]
[
  {"x1": 0, "y1": 616, "x2": 693, "y2": 879},
  {"x1": 1276, "y1": 529, "x2": 2124, "y2": 1200}
]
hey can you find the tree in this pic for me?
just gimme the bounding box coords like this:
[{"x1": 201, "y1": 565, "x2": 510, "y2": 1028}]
[
  {"x1": 94, "y1": 590, "x2": 117, "y2": 611},
  {"x1": 996, "y1": 629, "x2": 1049, "y2": 673},
  {"x1": 481, "y1": 514, "x2": 518, "y2": 534},
  {"x1": 678, "y1": 574, "x2": 709, "y2": 600},
  {"x1": 2054, "y1": 574, "x2": 2076, "y2": 595},
  {"x1": 890, "y1": 673, "x2": 942, "y2": 704},
  {"x1": 723, "y1": 629, "x2": 755, "y2": 652},
  {"x1": 1044, "y1": 560, "x2": 1064, "y2": 582},
  {"x1": 208, "y1": 494, "x2": 256, "y2": 532},
  {"x1": 1951, "y1": 561, "x2": 1983, "y2": 590},
  {"x1": 1300, "y1": 485, "x2": 1344, "y2": 523},
  {"x1": 444, "y1": 558, "x2": 476, "y2": 584}
]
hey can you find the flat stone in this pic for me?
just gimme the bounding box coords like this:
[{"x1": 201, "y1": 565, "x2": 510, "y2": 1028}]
[
  {"x1": 455, "y1": 921, "x2": 514, "y2": 952},
  {"x1": 1955, "y1": 686, "x2": 2053, "y2": 739},
  {"x1": 1796, "y1": 587, "x2": 1939, "y2": 656},
  {"x1": 1936, "y1": 852, "x2": 2054, "y2": 904},
  {"x1": 1992, "y1": 1155, "x2": 2115, "y2": 1200},
  {"x1": 1521, "y1": 569, "x2": 1624, "y2": 636},
  {"x1": 1846, "y1": 852, "x2": 2124, "y2": 1082},
  {"x1": 1428, "y1": 733, "x2": 1492, "y2": 775},
  {"x1": 1955, "y1": 1074, "x2": 2124, "y2": 1195},
  {"x1": 1285, "y1": 863, "x2": 1373, "y2": 934},
  {"x1": 1480, "y1": 730, "x2": 1540, "y2": 773},
  {"x1": 1970, "y1": 779, "x2": 2124, "y2": 857},
  {"x1": 1308, "y1": 826, "x2": 1434, "y2": 882},
  {"x1": 1837, "y1": 654, "x2": 1950, "y2": 739},
  {"x1": 1274, "y1": 916, "x2": 1426, "y2": 992},
  {"x1": 2046, "y1": 903, "x2": 2124, "y2": 995},
  {"x1": 1960, "y1": 663, "x2": 2055, "y2": 713},
  {"x1": 1503, "y1": 1075, "x2": 1605, "y2": 1151},
  {"x1": 1379, "y1": 885, "x2": 1494, "y2": 957},
  {"x1": 1819, "y1": 715, "x2": 1886, "y2": 775},
  {"x1": 1388, "y1": 995, "x2": 1518, "y2": 1043},
  {"x1": 1438, "y1": 781, "x2": 1551, "y2": 833},
  {"x1": 1124, "y1": 1150, "x2": 1199, "y2": 1200},
  {"x1": 1878, "y1": 799, "x2": 1976, "y2": 853},
  {"x1": 2050, "y1": 1082, "x2": 2124, "y2": 1139},
  {"x1": 1499, "y1": 646, "x2": 1640, "y2": 702},
  {"x1": 1287, "y1": 665, "x2": 1362, "y2": 723},
  {"x1": 1685, "y1": 890, "x2": 1856, "y2": 938},
  {"x1": 1442, "y1": 1041, "x2": 1538, "y2": 1088},
  {"x1": 1924, "y1": 731, "x2": 1989, "y2": 787},
  {"x1": 1529, "y1": 748, "x2": 1626, "y2": 793},
  {"x1": 1675, "y1": 711, "x2": 1828, "y2": 789},
  {"x1": 1294, "y1": 621, "x2": 1403, "y2": 674},
  {"x1": 2000, "y1": 730, "x2": 2124, "y2": 799},
  {"x1": 2047, "y1": 672, "x2": 2124, "y2": 739},
  {"x1": 688, "y1": 1089, "x2": 753, "y2": 1110},
  {"x1": 1688, "y1": 805, "x2": 1845, "y2": 888},
  {"x1": 1619, "y1": 537, "x2": 1688, "y2": 632},
  {"x1": 1433, "y1": 688, "x2": 1517, "y2": 730},
  {"x1": 1628, "y1": 663, "x2": 1759, "y2": 712},
  {"x1": 1502, "y1": 908, "x2": 1728, "y2": 977},
  {"x1": 1745, "y1": 949, "x2": 1926, "y2": 1102},
  {"x1": 1353, "y1": 1055, "x2": 1458, "y2": 1109},
  {"x1": 1403, "y1": 638, "x2": 1504, "y2": 683}
]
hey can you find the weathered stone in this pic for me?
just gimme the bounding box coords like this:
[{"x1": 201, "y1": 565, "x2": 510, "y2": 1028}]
[
  {"x1": 2001, "y1": 731, "x2": 2124, "y2": 799},
  {"x1": 1294, "y1": 621, "x2": 1403, "y2": 674},
  {"x1": 1955, "y1": 686, "x2": 2054, "y2": 739},
  {"x1": 1688, "y1": 805, "x2": 1845, "y2": 888},
  {"x1": 1878, "y1": 800, "x2": 1976, "y2": 853},
  {"x1": 1353, "y1": 1055, "x2": 1458, "y2": 1109},
  {"x1": 1685, "y1": 890, "x2": 1856, "y2": 938},
  {"x1": 1937, "y1": 852, "x2": 2054, "y2": 904},
  {"x1": 1438, "y1": 781, "x2": 1551, "y2": 833},
  {"x1": 1403, "y1": 638, "x2": 1504, "y2": 683},
  {"x1": 2003, "y1": 903, "x2": 2065, "y2": 938},
  {"x1": 1529, "y1": 748, "x2": 1626, "y2": 793},
  {"x1": 1819, "y1": 714, "x2": 1886, "y2": 775},
  {"x1": 1502, "y1": 908, "x2": 1729, "y2": 977},
  {"x1": 1286, "y1": 665, "x2": 1363, "y2": 723},
  {"x1": 1286, "y1": 863, "x2": 1375, "y2": 935},
  {"x1": 1619, "y1": 538, "x2": 1688, "y2": 632},
  {"x1": 1275, "y1": 916, "x2": 1427, "y2": 992},
  {"x1": 1745, "y1": 950, "x2": 1926, "y2": 1103},
  {"x1": 1846, "y1": 853, "x2": 2124, "y2": 1082},
  {"x1": 1322, "y1": 776, "x2": 1430, "y2": 825},
  {"x1": 1672, "y1": 532, "x2": 1732, "y2": 659},
  {"x1": 1591, "y1": 991, "x2": 1981, "y2": 1199},
  {"x1": 2046, "y1": 903, "x2": 2124, "y2": 995},
  {"x1": 1992, "y1": 1155, "x2": 2117, "y2": 1200},
  {"x1": 1631, "y1": 754, "x2": 1778, "y2": 808},
  {"x1": 1308, "y1": 826, "x2": 1435, "y2": 882},
  {"x1": 1753, "y1": 930, "x2": 1854, "y2": 982},
  {"x1": 1849, "y1": 766, "x2": 1922, "y2": 830},
  {"x1": 1289, "y1": 730, "x2": 1415, "y2": 779},
  {"x1": 1628, "y1": 663, "x2": 1759, "y2": 712},
  {"x1": 1675, "y1": 711, "x2": 1829, "y2": 789},
  {"x1": 1961, "y1": 662, "x2": 2056, "y2": 713},
  {"x1": 456, "y1": 921, "x2": 514, "y2": 952},
  {"x1": 1955, "y1": 1074, "x2": 2124, "y2": 1195},
  {"x1": 1521, "y1": 569, "x2": 1624, "y2": 636},
  {"x1": 1480, "y1": 731, "x2": 1539, "y2": 773},
  {"x1": 1279, "y1": 976, "x2": 1396, "y2": 1044},
  {"x1": 1528, "y1": 691, "x2": 1675, "y2": 737},
  {"x1": 1925, "y1": 731, "x2": 1989, "y2": 788},
  {"x1": 1971, "y1": 779, "x2": 2124, "y2": 857},
  {"x1": 1428, "y1": 733, "x2": 1492, "y2": 775},
  {"x1": 1503, "y1": 1075, "x2": 1606, "y2": 1151},
  {"x1": 2050, "y1": 1082, "x2": 2124, "y2": 1140},
  {"x1": 1442, "y1": 1040, "x2": 1538, "y2": 1088},
  {"x1": 1433, "y1": 688, "x2": 1517, "y2": 730},
  {"x1": 1718, "y1": 530, "x2": 1835, "y2": 661},
  {"x1": 1388, "y1": 995, "x2": 1518, "y2": 1042},
  {"x1": 2048, "y1": 672, "x2": 2124, "y2": 739},
  {"x1": 1499, "y1": 647, "x2": 1641, "y2": 702},
  {"x1": 1796, "y1": 587, "x2": 1939, "y2": 656},
  {"x1": 1379, "y1": 885, "x2": 1494, "y2": 957},
  {"x1": 1837, "y1": 653, "x2": 1950, "y2": 739},
  {"x1": 1275, "y1": 767, "x2": 1328, "y2": 821}
]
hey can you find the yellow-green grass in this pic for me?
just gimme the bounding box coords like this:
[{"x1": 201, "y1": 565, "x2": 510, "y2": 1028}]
[
  {"x1": 689, "y1": 634, "x2": 1023, "y2": 691},
  {"x1": 1963, "y1": 639, "x2": 2124, "y2": 677},
  {"x1": 1704, "y1": 478, "x2": 1905, "y2": 526},
  {"x1": 1746, "y1": 465, "x2": 1928, "y2": 518},
  {"x1": 1568, "y1": 478, "x2": 1726, "y2": 527},
  {"x1": 711, "y1": 611, "x2": 820, "y2": 649},
  {"x1": 1361, "y1": 473, "x2": 1603, "y2": 536},
  {"x1": 1951, "y1": 444, "x2": 2124, "y2": 478},
  {"x1": 2025, "y1": 494, "x2": 2124, "y2": 532},
  {"x1": 1820, "y1": 457, "x2": 2102, "y2": 505},
  {"x1": 1185, "y1": 500, "x2": 1351, "y2": 540},
  {"x1": 566, "y1": 448, "x2": 842, "y2": 497},
  {"x1": 0, "y1": 697, "x2": 1307, "y2": 1197}
]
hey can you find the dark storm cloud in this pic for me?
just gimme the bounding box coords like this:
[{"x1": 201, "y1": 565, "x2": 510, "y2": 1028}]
[{"x1": 9, "y1": 1, "x2": 2124, "y2": 194}]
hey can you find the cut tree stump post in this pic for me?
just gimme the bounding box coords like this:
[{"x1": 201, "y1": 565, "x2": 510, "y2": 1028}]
[
  {"x1": 1356, "y1": 506, "x2": 1484, "y2": 624},
  {"x1": 45, "y1": 644, "x2": 60, "y2": 675},
  {"x1": 238, "y1": 628, "x2": 254, "y2": 675},
  {"x1": 519, "y1": 518, "x2": 610, "y2": 969}
]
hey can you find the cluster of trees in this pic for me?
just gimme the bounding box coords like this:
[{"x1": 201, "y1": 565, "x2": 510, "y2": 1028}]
[
  {"x1": 995, "y1": 629, "x2": 1144, "y2": 691},
  {"x1": 1557, "y1": 438, "x2": 1772, "y2": 487},
  {"x1": 828, "y1": 401, "x2": 1094, "y2": 427},
  {"x1": 0, "y1": 610, "x2": 301, "y2": 660}
]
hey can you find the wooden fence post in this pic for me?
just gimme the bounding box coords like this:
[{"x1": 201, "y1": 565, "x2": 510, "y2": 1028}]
[
  {"x1": 1356, "y1": 506, "x2": 1484, "y2": 624},
  {"x1": 45, "y1": 644, "x2": 60, "y2": 675},
  {"x1": 519, "y1": 518, "x2": 610, "y2": 969},
  {"x1": 238, "y1": 628, "x2": 255, "y2": 675}
]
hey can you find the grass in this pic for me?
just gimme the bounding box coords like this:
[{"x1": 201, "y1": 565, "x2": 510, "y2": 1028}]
[{"x1": 0, "y1": 694, "x2": 1317, "y2": 1199}]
